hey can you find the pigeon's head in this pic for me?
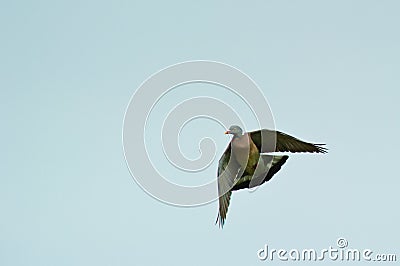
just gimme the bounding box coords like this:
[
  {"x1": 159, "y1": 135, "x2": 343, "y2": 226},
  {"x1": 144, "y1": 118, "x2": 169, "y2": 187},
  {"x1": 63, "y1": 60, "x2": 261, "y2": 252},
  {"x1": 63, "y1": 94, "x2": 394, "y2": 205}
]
[{"x1": 225, "y1": 125, "x2": 243, "y2": 137}]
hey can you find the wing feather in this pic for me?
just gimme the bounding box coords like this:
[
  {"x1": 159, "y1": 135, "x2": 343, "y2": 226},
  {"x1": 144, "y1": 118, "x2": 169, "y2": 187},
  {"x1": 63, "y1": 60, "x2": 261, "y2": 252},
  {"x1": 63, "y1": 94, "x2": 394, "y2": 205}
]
[
  {"x1": 249, "y1": 129, "x2": 327, "y2": 154},
  {"x1": 216, "y1": 143, "x2": 241, "y2": 228}
]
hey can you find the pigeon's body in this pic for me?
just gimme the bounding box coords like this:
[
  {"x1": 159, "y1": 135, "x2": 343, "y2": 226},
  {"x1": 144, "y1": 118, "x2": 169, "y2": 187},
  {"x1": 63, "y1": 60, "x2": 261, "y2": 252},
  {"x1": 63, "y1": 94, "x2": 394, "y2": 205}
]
[{"x1": 216, "y1": 125, "x2": 327, "y2": 228}]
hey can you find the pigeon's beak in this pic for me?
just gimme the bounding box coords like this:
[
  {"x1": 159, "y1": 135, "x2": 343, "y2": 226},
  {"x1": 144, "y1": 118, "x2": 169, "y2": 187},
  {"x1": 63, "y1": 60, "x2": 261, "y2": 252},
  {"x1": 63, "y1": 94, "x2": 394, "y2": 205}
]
[{"x1": 224, "y1": 130, "x2": 230, "y2": 134}]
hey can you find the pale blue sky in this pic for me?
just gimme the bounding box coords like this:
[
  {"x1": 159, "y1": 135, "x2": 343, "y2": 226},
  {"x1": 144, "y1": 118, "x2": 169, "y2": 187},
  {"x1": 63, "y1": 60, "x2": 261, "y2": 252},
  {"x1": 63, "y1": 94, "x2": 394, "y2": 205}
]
[{"x1": 1, "y1": 1, "x2": 399, "y2": 265}]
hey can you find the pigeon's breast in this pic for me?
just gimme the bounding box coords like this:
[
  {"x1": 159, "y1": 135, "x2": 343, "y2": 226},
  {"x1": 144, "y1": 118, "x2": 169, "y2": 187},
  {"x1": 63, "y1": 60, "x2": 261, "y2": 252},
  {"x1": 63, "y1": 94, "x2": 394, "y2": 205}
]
[{"x1": 232, "y1": 134, "x2": 259, "y2": 171}]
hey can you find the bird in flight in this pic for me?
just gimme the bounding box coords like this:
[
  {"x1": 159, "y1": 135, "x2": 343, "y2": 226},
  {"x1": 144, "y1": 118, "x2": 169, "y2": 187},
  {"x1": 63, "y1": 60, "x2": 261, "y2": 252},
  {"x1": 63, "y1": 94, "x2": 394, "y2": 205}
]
[{"x1": 216, "y1": 125, "x2": 327, "y2": 228}]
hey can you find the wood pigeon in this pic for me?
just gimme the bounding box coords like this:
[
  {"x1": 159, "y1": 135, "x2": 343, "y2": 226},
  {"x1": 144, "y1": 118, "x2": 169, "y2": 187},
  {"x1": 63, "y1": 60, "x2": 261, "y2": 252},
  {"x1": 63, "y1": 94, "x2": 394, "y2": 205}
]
[{"x1": 216, "y1": 125, "x2": 327, "y2": 228}]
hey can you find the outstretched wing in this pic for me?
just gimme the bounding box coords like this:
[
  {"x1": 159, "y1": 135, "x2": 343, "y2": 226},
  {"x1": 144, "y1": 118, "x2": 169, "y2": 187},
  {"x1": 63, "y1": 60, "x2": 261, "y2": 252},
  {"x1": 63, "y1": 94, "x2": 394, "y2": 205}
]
[
  {"x1": 216, "y1": 143, "x2": 241, "y2": 228},
  {"x1": 249, "y1": 129, "x2": 328, "y2": 154}
]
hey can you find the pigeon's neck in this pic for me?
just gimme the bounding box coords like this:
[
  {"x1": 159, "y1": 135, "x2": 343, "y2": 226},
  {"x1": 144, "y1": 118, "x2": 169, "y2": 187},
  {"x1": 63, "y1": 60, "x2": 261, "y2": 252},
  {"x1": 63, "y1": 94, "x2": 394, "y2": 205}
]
[
  {"x1": 233, "y1": 133, "x2": 245, "y2": 139},
  {"x1": 232, "y1": 134, "x2": 248, "y2": 146}
]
